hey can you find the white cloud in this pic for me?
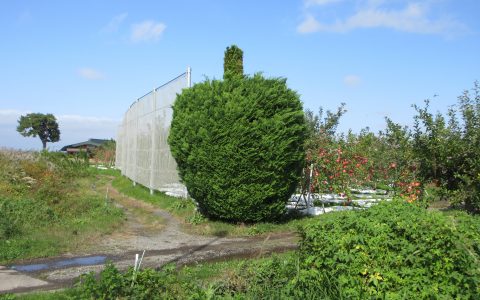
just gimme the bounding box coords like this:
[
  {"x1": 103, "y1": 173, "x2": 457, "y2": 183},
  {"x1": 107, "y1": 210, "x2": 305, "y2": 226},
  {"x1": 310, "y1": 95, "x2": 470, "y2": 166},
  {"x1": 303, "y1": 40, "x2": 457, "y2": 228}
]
[
  {"x1": 101, "y1": 13, "x2": 128, "y2": 33},
  {"x1": 53, "y1": 115, "x2": 120, "y2": 150},
  {"x1": 130, "y1": 20, "x2": 166, "y2": 43},
  {"x1": 0, "y1": 109, "x2": 29, "y2": 125},
  {"x1": 297, "y1": 15, "x2": 322, "y2": 34},
  {"x1": 305, "y1": 0, "x2": 342, "y2": 6},
  {"x1": 344, "y1": 75, "x2": 361, "y2": 87},
  {"x1": 298, "y1": 1, "x2": 467, "y2": 36},
  {"x1": 77, "y1": 68, "x2": 105, "y2": 80},
  {"x1": 57, "y1": 114, "x2": 119, "y2": 124}
]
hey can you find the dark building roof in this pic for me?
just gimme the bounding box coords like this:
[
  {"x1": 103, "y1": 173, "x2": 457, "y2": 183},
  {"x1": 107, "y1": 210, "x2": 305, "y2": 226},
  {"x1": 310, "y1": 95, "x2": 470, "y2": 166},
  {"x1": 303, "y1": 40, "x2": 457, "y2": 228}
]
[{"x1": 60, "y1": 139, "x2": 110, "y2": 152}]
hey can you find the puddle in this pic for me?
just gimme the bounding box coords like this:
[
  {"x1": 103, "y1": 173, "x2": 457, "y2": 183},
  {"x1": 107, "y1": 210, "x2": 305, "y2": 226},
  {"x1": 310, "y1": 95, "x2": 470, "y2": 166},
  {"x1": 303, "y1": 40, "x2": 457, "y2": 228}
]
[
  {"x1": 11, "y1": 255, "x2": 107, "y2": 272},
  {"x1": 11, "y1": 263, "x2": 49, "y2": 272}
]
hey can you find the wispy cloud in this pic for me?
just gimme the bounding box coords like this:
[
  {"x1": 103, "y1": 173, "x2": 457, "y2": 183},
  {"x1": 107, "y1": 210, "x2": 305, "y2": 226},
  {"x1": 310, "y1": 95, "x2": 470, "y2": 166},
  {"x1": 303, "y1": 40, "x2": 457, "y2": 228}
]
[
  {"x1": 77, "y1": 68, "x2": 105, "y2": 80},
  {"x1": 101, "y1": 13, "x2": 128, "y2": 33},
  {"x1": 130, "y1": 20, "x2": 166, "y2": 43},
  {"x1": 344, "y1": 75, "x2": 361, "y2": 87},
  {"x1": 0, "y1": 109, "x2": 29, "y2": 125},
  {"x1": 297, "y1": 15, "x2": 322, "y2": 34},
  {"x1": 57, "y1": 115, "x2": 119, "y2": 124},
  {"x1": 298, "y1": 1, "x2": 467, "y2": 37},
  {"x1": 0, "y1": 110, "x2": 118, "y2": 126},
  {"x1": 305, "y1": 0, "x2": 342, "y2": 7}
]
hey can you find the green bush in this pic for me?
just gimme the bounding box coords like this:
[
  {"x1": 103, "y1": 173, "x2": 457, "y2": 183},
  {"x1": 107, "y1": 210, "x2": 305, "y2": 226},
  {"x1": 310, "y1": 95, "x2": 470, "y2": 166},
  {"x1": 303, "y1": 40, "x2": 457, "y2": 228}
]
[
  {"x1": 0, "y1": 197, "x2": 57, "y2": 240},
  {"x1": 72, "y1": 263, "x2": 206, "y2": 300},
  {"x1": 297, "y1": 200, "x2": 480, "y2": 299},
  {"x1": 70, "y1": 255, "x2": 335, "y2": 300},
  {"x1": 169, "y1": 73, "x2": 306, "y2": 223},
  {"x1": 223, "y1": 44, "x2": 244, "y2": 79}
]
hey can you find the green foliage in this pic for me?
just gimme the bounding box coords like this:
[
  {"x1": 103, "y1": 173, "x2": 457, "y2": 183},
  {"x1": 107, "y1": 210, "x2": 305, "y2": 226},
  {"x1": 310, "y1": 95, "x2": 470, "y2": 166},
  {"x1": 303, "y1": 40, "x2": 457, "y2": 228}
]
[
  {"x1": 16, "y1": 113, "x2": 60, "y2": 149},
  {"x1": 297, "y1": 200, "x2": 480, "y2": 298},
  {"x1": 67, "y1": 253, "x2": 337, "y2": 299},
  {"x1": 210, "y1": 254, "x2": 340, "y2": 299},
  {"x1": 413, "y1": 82, "x2": 480, "y2": 212},
  {"x1": 303, "y1": 105, "x2": 421, "y2": 201},
  {"x1": 187, "y1": 211, "x2": 207, "y2": 225},
  {"x1": 0, "y1": 150, "x2": 123, "y2": 263},
  {"x1": 92, "y1": 139, "x2": 116, "y2": 167},
  {"x1": 113, "y1": 173, "x2": 310, "y2": 237},
  {"x1": 72, "y1": 263, "x2": 207, "y2": 300},
  {"x1": 223, "y1": 44, "x2": 244, "y2": 79},
  {"x1": 169, "y1": 73, "x2": 306, "y2": 223},
  {"x1": 0, "y1": 197, "x2": 57, "y2": 241},
  {"x1": 304, "y1": 102, "x2": 347, "y2": 144}
]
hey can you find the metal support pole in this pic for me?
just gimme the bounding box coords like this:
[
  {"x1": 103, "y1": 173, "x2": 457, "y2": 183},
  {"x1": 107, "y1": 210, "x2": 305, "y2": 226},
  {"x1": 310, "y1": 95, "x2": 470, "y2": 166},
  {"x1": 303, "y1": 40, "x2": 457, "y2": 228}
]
[
  {"x1": 149, "y1": 88, "x2": 157, "y2": 196},
  {"x1": 187, "y1": 66, "x2": 192, "y2": 88},
  {"x1": 133, "y1": 100, "x2": 139, "y2": 185}
]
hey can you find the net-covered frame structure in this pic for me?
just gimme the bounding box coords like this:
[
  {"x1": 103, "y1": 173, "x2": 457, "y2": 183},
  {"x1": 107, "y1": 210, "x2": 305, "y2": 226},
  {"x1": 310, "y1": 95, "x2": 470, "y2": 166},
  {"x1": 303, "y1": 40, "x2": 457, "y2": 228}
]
[{"x1": 115, "y1": 68, "x2": 191, "y2": 197}]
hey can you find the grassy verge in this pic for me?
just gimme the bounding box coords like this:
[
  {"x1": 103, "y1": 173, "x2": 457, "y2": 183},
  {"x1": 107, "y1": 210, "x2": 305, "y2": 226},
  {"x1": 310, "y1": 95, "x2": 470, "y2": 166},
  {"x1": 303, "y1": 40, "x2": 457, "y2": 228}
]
[
  {"x1": 0, "y1": 151, "x2": 124, "y2": 264},
  {"x1": 8, "y1": 201, "x2": 480, "y2": 299},
  {"x1": 111, "y1": 173, "x2": 312, "y2": 237},
  {"x1": 13, "y1": 251, "x2": 304, "y2": 300}
]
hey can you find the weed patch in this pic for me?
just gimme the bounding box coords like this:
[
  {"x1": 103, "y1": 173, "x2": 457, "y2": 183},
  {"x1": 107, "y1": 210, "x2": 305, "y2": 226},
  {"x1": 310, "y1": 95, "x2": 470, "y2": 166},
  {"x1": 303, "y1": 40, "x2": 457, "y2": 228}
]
[{"x1": 0, "y1": 150, "x2": 123, "y2": 263}]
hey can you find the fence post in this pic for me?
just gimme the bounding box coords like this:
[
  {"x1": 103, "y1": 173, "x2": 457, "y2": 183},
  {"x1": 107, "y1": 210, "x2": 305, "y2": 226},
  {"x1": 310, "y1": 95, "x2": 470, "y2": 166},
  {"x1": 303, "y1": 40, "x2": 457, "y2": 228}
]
[
  {"x1": 133, "y1": 100, "x2": 139, "y2": 187},
  {"x1": 149, "y1": 88, "x2": 157, "y2": 195},
  {"x1": 187, "y1": 66, "x2": 192, "y2": 88}
]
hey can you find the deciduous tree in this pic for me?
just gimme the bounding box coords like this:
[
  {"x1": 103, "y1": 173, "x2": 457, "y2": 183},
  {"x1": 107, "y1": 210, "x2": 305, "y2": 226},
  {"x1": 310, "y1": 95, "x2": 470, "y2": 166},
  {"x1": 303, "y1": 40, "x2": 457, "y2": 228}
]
[{"x1": 17, "y1": 113, "x2": 60, "y2": 150}]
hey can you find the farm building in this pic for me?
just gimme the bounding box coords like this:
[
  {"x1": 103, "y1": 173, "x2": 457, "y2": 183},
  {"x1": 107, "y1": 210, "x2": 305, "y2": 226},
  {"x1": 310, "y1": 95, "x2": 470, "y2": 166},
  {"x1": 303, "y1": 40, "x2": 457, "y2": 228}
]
[{"x1": 60, "y1": 138, "x2": 110, "y2": 155}]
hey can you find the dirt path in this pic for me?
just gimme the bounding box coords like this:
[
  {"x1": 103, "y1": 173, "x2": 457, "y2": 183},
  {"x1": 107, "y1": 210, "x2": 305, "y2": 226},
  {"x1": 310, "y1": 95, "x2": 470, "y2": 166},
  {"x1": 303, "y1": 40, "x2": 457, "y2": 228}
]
[{"x1": 4, "y1": 184, "x2": 298, "y2": 294}]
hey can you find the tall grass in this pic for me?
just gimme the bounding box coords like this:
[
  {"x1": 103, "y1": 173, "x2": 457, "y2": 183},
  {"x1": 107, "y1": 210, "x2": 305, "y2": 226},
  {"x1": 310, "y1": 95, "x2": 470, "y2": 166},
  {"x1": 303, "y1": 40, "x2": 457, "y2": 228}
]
[{"x1": 0, "y1": 150, "x2": 123, "y2": 263}]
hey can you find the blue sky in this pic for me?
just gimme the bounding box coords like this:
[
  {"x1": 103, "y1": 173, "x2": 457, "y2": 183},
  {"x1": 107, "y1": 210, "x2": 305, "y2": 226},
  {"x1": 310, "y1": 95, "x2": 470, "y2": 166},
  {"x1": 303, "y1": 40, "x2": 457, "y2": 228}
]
[{"x1": 1, "y1": 0, "x2": 479, "y2": 150}]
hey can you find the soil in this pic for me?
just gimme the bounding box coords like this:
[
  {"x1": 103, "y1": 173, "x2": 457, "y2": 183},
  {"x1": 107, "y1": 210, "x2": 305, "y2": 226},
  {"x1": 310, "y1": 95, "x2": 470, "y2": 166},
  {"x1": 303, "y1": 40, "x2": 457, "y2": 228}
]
[{"x1": 6, "y1": 184, "x2": 299, "y2": 294}]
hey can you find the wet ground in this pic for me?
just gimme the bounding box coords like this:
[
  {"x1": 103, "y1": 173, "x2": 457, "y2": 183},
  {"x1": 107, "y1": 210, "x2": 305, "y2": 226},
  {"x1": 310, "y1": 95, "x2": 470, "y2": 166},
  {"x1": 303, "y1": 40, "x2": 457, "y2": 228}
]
[{"x1": 1, "y1": 184, "x2": 298, "y2": 294}]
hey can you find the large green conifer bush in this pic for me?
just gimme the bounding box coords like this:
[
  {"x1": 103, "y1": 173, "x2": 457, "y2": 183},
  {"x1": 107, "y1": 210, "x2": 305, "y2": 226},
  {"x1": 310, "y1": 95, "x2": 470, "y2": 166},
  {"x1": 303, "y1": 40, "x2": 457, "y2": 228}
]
[
  {"x1": 168, "y1": 49, "x2": 305, "y2": 222},
  {"x1": 223, "y1": 45, "x2": 244, "y2": 79}
]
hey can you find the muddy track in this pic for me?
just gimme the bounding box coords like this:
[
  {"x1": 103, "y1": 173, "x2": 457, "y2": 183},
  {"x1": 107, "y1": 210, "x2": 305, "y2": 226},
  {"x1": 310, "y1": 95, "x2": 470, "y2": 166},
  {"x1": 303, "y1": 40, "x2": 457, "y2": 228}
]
[{"x1": 5, "y1": 184, "x2": 298, "y2": 294}]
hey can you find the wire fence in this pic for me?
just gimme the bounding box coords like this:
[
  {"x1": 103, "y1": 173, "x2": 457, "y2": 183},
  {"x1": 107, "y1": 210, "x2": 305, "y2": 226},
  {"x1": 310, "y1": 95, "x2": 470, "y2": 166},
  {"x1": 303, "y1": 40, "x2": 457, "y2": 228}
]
[{"x1": 115, "y1": 68, "x2": 191, "y2": 197}]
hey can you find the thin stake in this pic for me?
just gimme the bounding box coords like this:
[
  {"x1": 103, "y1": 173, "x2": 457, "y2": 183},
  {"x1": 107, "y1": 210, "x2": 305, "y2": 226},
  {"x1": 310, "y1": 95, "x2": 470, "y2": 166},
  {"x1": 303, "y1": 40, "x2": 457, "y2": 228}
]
[{"x1": 138, "y1": 250, "x2": 145, "y2": 270}]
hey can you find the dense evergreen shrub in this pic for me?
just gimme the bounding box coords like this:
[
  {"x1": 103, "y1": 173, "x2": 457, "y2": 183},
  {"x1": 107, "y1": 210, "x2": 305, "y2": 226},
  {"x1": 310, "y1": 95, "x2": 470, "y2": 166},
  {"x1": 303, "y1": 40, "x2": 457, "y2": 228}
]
[
  {"x1": 297, "y1": 201, "x2": 480, "y2": 298},
  {"x1": 169, "y1": 73, "x2": 306, "y2": 222},
  {"x1": 223, "y1": 45, "x2": 244, "y2": 79}
]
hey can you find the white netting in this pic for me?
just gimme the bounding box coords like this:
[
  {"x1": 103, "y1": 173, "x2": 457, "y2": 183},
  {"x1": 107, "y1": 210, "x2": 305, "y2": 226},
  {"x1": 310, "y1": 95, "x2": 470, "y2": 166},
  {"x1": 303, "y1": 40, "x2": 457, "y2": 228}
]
[{"x1": 116, "y1": 71, "x2": 190, "y2": 197}]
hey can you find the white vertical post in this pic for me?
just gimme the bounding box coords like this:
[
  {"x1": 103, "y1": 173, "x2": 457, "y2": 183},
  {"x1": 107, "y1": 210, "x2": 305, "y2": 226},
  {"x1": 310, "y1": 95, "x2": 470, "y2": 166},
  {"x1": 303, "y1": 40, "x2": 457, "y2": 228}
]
[
  {"x1": 187, "y1": 66, "x2": 192, "y2": 88},
  {"x1": 307, "y1": 163, "x2": 314, "y2": 209},
  {"x1": 149, "y1": 88, "x2": 157, "y2": 195},
  {"x1": 133, "y1": 100, "x2": 139, "y2": 187}
]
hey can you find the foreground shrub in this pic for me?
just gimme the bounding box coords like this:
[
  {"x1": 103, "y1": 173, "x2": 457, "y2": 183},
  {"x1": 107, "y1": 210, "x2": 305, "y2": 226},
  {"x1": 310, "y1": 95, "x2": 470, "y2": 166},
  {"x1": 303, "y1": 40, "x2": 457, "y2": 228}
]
[
  {"x1": 72, "y1": 263, "x2": 206, "y2": 300},
  {"x1": 298, "y1": 201, "x2": 480, "y2": 298},
  {"x1": 71, "y1": 256, "x2": 337, "y2": 300},
  {"x1": 169, "y1": 73, "x2": 306, "y2": 222}
]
